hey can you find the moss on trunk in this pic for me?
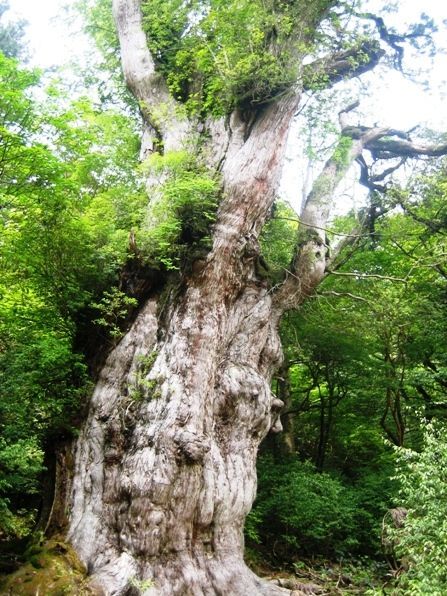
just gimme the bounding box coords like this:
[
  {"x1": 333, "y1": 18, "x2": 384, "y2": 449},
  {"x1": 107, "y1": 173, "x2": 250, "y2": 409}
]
[{"x1": 0, "y1": 539, "x2": 97, "y2": 595}]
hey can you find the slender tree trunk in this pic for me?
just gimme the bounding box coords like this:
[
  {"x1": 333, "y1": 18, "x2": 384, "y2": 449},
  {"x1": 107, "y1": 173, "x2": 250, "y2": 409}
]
[
  {"x1": 275, "y1": 361, "x2": 296, "y2": 458},
  {"x1": 315, "y1": 389, "x2": 327, "y2": 473}
]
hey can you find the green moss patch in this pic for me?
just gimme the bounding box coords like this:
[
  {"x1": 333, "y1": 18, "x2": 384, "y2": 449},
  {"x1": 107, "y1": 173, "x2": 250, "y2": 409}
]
[{"x1": 0, "y1": 539, "x2": 96, "y2": 595}]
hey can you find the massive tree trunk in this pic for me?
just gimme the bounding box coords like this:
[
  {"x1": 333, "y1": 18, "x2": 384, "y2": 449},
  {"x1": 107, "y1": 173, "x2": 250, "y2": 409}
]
[
  {"x1": 67, "y1": 6, "x2": 297, "y2": 593},
  {"x1": 68, "y1": 100, "x2": 297, "y2": 596},
  {"x1": 64, "y1": 2, "x2": 447, "y2": 594}
]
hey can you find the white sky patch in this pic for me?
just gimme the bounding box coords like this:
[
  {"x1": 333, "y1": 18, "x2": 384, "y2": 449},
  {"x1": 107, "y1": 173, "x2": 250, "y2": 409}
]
[
  {"x1": 279, "y1": 0, "x2": 447, "y2": 212},
  {"x1": 8, "y1": 0, "x2": 89, "y2": 68}
]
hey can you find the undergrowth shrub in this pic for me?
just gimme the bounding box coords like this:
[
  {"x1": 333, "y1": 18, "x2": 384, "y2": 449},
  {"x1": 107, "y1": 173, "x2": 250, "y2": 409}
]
[
  {"x1": 248, "y1": 455, "x2": 359, "y2": 560},
  {"x1": 392, "y1": 422, "x2": 447, "y2": 595}
]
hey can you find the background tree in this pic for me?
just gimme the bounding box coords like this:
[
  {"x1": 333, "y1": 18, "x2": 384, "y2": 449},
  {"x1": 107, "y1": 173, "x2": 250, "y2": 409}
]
[
  {"x1": 392, "y1": 421, "x2": 447, "y2": 594},
  {"x1": 0, "y1": 1, "x2": 27, "y2": 58},
  {"x1": 248, "y1": 165, "x2": 447, "y2": 571},
  {"x1": 0, "y1": 51, "x2": 145, "y2": 546}
]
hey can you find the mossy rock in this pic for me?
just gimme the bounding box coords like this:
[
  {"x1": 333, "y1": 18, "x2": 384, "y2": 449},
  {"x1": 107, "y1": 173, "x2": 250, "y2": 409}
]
[{"x1": 0, "y1": 539, "x2": 97, "y2": 595}]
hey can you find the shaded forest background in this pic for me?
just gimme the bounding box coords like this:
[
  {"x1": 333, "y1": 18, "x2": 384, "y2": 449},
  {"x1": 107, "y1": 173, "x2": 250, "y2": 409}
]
[{"x1": 0, "y1": 0, "x2": 446, "y2": 593}]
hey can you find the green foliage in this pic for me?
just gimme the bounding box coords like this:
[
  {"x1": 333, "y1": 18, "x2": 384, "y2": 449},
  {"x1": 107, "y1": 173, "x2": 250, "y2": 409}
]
[
  {"x1": 0, "y1": 60, "x2": 145, "y2": 313},
  {"x1": 129, "y1": 576, "x2": 155, "y2": 592},
  {"x1": 255, "y1": 167, "x2": 447, "y2": 564},
  {"x1": 127, "y1": 351, "x2": 160, "y2": 402},
  {"x1": 76, "y1": 0, "x2": 118, "y2": 68},
  {"x1": 281, "y1": 298, "x2": 381, "y2": 468},
  {"x1": 142, "y1": 0, "x2": 333, "y2": 116},
  {"x1": 250, "y1": 455, "x2": 360, "y2": 558},
  {"x1": 0, "y1": 438, "x2": 43, "y2": 538},
  {"x1": 260, "y1": 201, "x2": 298, "y2": 279},
  {"x1": 392, "y1": 423, "x2": 447, "y2": 594},
  {"x1": 0, "y1": 53, "x2": 143, "y2": 538},
  {"x1": 332, "y1": 134, "x2": 353, "y2": 166},
  {"x1": 74, "y1": 0, "x2": 134, "y2": 107},
  {"x1": 138, "y1": 151, "x2": 219, "y2": 269},
  {"x1": 136, "y1": 350, "x2": 159, "y2": 374},
  {"x1": 0, "y1": 320, "x2": 90, "y2": 537},
  {"x1": 92, "y1": 288, "x2": 138, "y2": 340}
]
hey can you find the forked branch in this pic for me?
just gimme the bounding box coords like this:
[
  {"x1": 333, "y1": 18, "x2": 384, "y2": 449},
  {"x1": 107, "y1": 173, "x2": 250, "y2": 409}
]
[{"x1": 357, "y1": 12, "x2": 436, "y2": 70}]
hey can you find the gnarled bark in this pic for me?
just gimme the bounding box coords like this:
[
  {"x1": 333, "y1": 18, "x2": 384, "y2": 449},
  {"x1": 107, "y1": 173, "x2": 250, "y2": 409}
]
[
  {"x1": 68, "y1": 8, "x2": 300, "y2": 586},
  {"x1": 68, "y1": 92, "x2": 298, "y2": 595}
]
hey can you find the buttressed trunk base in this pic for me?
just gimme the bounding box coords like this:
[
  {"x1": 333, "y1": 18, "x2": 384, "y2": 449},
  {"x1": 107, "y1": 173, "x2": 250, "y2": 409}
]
[{"x1": 68, "y1": 268, "x2": 291, "y2": 595}]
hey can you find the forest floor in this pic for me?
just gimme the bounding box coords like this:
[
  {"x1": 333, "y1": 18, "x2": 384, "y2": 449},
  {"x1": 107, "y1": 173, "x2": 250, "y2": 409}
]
[{"x1": 250, "y1": 555, "x2": 394, "y2": 595}]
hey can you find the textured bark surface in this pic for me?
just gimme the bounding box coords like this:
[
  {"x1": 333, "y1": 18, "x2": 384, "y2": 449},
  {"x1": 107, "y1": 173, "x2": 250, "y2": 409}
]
[
  {"x1": 68, "y1": 9, "x2": 302, "y2": 583},
  {"x1": 67, "y1": 95, "x2": 299, "y2": 592},
  {"x1": 111, "y1": 0, "x2": 190, "y2": 156}
]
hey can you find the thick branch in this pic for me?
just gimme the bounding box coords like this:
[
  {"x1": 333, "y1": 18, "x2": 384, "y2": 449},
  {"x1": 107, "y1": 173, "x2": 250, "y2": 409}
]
[
  {"x1": 273, "y1": 122, "x2": 398, "y2": 310},
  {"x1": 366, "y1": 136, "x2": 447, "y2": 158},
  {"x1": 112, "y1": 0, "x2": 189, "y2": 154},
  {"x1": 303, "y1": 40, "x2": 385, "y2": 90},
  {"x1": 274, "y1": 114, "x2": 447, "y2": 313},
  {"x1": 398, "y1": 201, "x2": 447, "y2": 234},
  {"x1": 273, "y1": 135, "x2": 365, "y2": 311},
  {"x1": 341, "y1": 123, "x2": 447, "y2": 159}
]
